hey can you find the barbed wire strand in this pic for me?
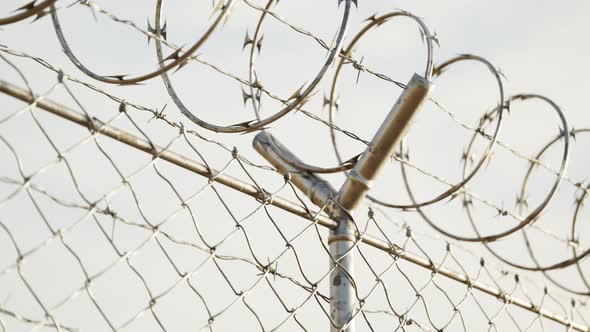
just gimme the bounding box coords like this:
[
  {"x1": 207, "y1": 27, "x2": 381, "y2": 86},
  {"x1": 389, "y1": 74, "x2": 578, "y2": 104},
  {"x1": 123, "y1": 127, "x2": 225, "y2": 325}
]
[
  {"x1": 0, "y1": 77, "x2": 587, "y2": 331},
  {"x1": 1, "y1": 1, "x2": 589, "y2": 331},
  {"x1": 43, "y1": 1, "x2": 589, "y2": 248}
]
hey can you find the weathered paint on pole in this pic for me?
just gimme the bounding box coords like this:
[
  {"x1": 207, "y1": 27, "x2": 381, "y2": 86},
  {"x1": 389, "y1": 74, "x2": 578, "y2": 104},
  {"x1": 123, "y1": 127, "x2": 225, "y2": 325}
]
[
  {"x1": 253, "y1": 133, "x2": 336, "y2": 208},
  {"x1": 327, "y1": 73, "x2": 433, "y2": 332},
  {"x1": 336, "y1": 74, "x2": 433, "y2": 211},
  {"x1": 255, "y1": 74, "x2": 433, "y2": 332}
]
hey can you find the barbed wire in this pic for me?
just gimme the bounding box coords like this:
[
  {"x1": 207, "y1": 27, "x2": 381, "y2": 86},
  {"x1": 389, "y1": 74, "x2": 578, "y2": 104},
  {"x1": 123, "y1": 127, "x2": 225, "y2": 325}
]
[
  {"x1": 0, "y1": 39, "x2": 588, "y2": 282},
  {"x1": 0, "y1": 44, "x2": 580, "y2": 256},
  {"x1": 0, "y1": 58, "x2": 587, "y2": 331},
  {"x1": 1, "y1": 0, "x2": 589, "y2": 331},
  {"x1": 56, "y1": 0, "x2": 589, "y2": 202},
  {"x1": 0, "y1": 42, "x2": 577, "y2": 278},
  {"x1": 57, "y1": 0, "x2": 588, "y2": 199}
]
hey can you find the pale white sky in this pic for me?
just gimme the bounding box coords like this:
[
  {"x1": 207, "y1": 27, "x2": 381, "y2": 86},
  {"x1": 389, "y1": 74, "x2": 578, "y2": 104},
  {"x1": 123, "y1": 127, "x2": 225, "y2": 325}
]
[{"x1": 0, "y1": 1, "x2": 589, "y2": 331}]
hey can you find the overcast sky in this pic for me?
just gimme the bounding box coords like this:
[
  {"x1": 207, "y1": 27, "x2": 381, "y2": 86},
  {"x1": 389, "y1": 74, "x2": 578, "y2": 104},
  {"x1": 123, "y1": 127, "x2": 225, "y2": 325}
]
[{"x1": 1, "y1": 1, "x2": 589, "y2": 331}]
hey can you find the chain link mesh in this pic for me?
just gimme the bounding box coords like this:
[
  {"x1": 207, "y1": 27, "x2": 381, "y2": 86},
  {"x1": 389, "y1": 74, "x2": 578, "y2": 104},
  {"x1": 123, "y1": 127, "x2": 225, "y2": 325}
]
[{"x1": 1, "y1": 0, "x2": 589, "y2": 331}]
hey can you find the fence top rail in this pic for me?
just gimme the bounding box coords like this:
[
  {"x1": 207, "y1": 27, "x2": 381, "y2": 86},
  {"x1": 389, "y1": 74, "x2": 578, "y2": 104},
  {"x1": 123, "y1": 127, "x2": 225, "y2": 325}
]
[{"x1": 1, "y1": 78, "x2": 587, "y2": 331}]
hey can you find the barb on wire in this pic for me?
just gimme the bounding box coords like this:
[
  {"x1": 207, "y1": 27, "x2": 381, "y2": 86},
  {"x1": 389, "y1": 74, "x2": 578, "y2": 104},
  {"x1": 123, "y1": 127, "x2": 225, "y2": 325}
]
[
  {"x1": 50, "y1": 0, "x2": 235, "y2": 85},
  {"x1": 258, "y1": 10, "x2": 434, "y2": 175},
  {"x1": 153, "y1": 0, "x2": 354, "y2": 133},
  {"x1": 0, "y1": 0, "x2": 56, "y2": 26},
  {"x1": 1, "y1": 1, "x2": 590, "y2": 331},
  {"x1": 1, "y1": 62, "x2": 589, "y2": 329},
  {"x1": 64, "y1": 0, "x2": 585, "y2": 198},
  {"x1": 64, "y1": 0, "x2": 588, "y2": 203}
]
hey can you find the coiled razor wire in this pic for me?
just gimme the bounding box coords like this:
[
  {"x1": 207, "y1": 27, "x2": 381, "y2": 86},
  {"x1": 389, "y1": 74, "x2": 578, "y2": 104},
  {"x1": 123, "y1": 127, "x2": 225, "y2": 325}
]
[
  {"x1": 0, "y1": 0, "x2": 589, "y2": 331},
  {"x1": 1, "y1": 73, "x2": 588, "y2": 331}
]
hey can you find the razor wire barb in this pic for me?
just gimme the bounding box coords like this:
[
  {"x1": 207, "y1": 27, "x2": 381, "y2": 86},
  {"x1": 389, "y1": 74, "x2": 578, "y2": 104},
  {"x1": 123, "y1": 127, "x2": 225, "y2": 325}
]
[{"x1": 0, "y1": 0, "x2": 589, "y2": 331}]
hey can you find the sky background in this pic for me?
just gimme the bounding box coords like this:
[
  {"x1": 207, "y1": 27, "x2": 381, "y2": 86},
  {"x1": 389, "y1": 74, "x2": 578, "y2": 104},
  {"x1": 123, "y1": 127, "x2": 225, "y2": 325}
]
[{"x1": 0, "y1": 0, "x2": 589, "y2": 331}]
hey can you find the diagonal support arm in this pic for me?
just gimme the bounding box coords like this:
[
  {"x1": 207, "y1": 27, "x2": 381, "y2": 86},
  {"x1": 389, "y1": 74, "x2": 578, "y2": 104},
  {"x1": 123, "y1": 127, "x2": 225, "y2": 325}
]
[{"x1": 254, "y1": 73, "x2": 433, "y2": 332}]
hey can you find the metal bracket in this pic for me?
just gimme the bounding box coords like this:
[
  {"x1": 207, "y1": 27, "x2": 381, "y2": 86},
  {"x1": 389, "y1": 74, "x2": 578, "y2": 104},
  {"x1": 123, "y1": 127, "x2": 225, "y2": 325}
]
[{"x1": 253, "y1": 73, "x2": 433, "y2": 331}]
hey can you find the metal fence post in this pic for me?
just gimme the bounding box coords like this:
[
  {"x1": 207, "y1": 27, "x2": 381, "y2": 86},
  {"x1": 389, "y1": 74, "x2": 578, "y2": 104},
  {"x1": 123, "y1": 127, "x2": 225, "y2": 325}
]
[{"x1": 254, "y1": 73, "x2": 433, "y2": 331}]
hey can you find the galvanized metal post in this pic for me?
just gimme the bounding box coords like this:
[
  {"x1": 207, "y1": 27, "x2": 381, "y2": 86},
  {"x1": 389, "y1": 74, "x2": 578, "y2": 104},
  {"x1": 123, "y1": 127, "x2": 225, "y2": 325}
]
[
  {"x1": 1, "y1": 79, "x2": 585, "y2": 332},
  {"x1": 328, "y1": 74, "x2": 432, "y2": 332},
  {"x1": 254, "y1": 73, "x2": 433, "y2": 332}
]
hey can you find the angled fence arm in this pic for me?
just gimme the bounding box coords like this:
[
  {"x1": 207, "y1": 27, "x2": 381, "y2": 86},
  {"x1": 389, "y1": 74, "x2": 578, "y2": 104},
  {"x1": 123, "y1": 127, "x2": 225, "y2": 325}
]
[
  {"x1": 255, "y1": 73, "x2": 434, "y2": 332},
  {"x1": 2, "y1": 78, "x2": 586, "y2": 332}
]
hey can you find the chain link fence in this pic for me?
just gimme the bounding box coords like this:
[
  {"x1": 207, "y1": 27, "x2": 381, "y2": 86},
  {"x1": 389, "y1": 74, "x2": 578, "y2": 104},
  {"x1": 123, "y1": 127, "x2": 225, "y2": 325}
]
[{"x1": 1, "y1": 0, "x2": 589, "y2": 331}]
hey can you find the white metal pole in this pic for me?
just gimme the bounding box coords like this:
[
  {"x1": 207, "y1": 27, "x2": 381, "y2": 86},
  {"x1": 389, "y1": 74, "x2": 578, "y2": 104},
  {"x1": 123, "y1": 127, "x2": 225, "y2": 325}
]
[
  {"x1": 328, "y1": 74, "x2": 433, "y2": 331},
  {"x1": 255, "y1": 73, "x2": 433, "y2": 332}
]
